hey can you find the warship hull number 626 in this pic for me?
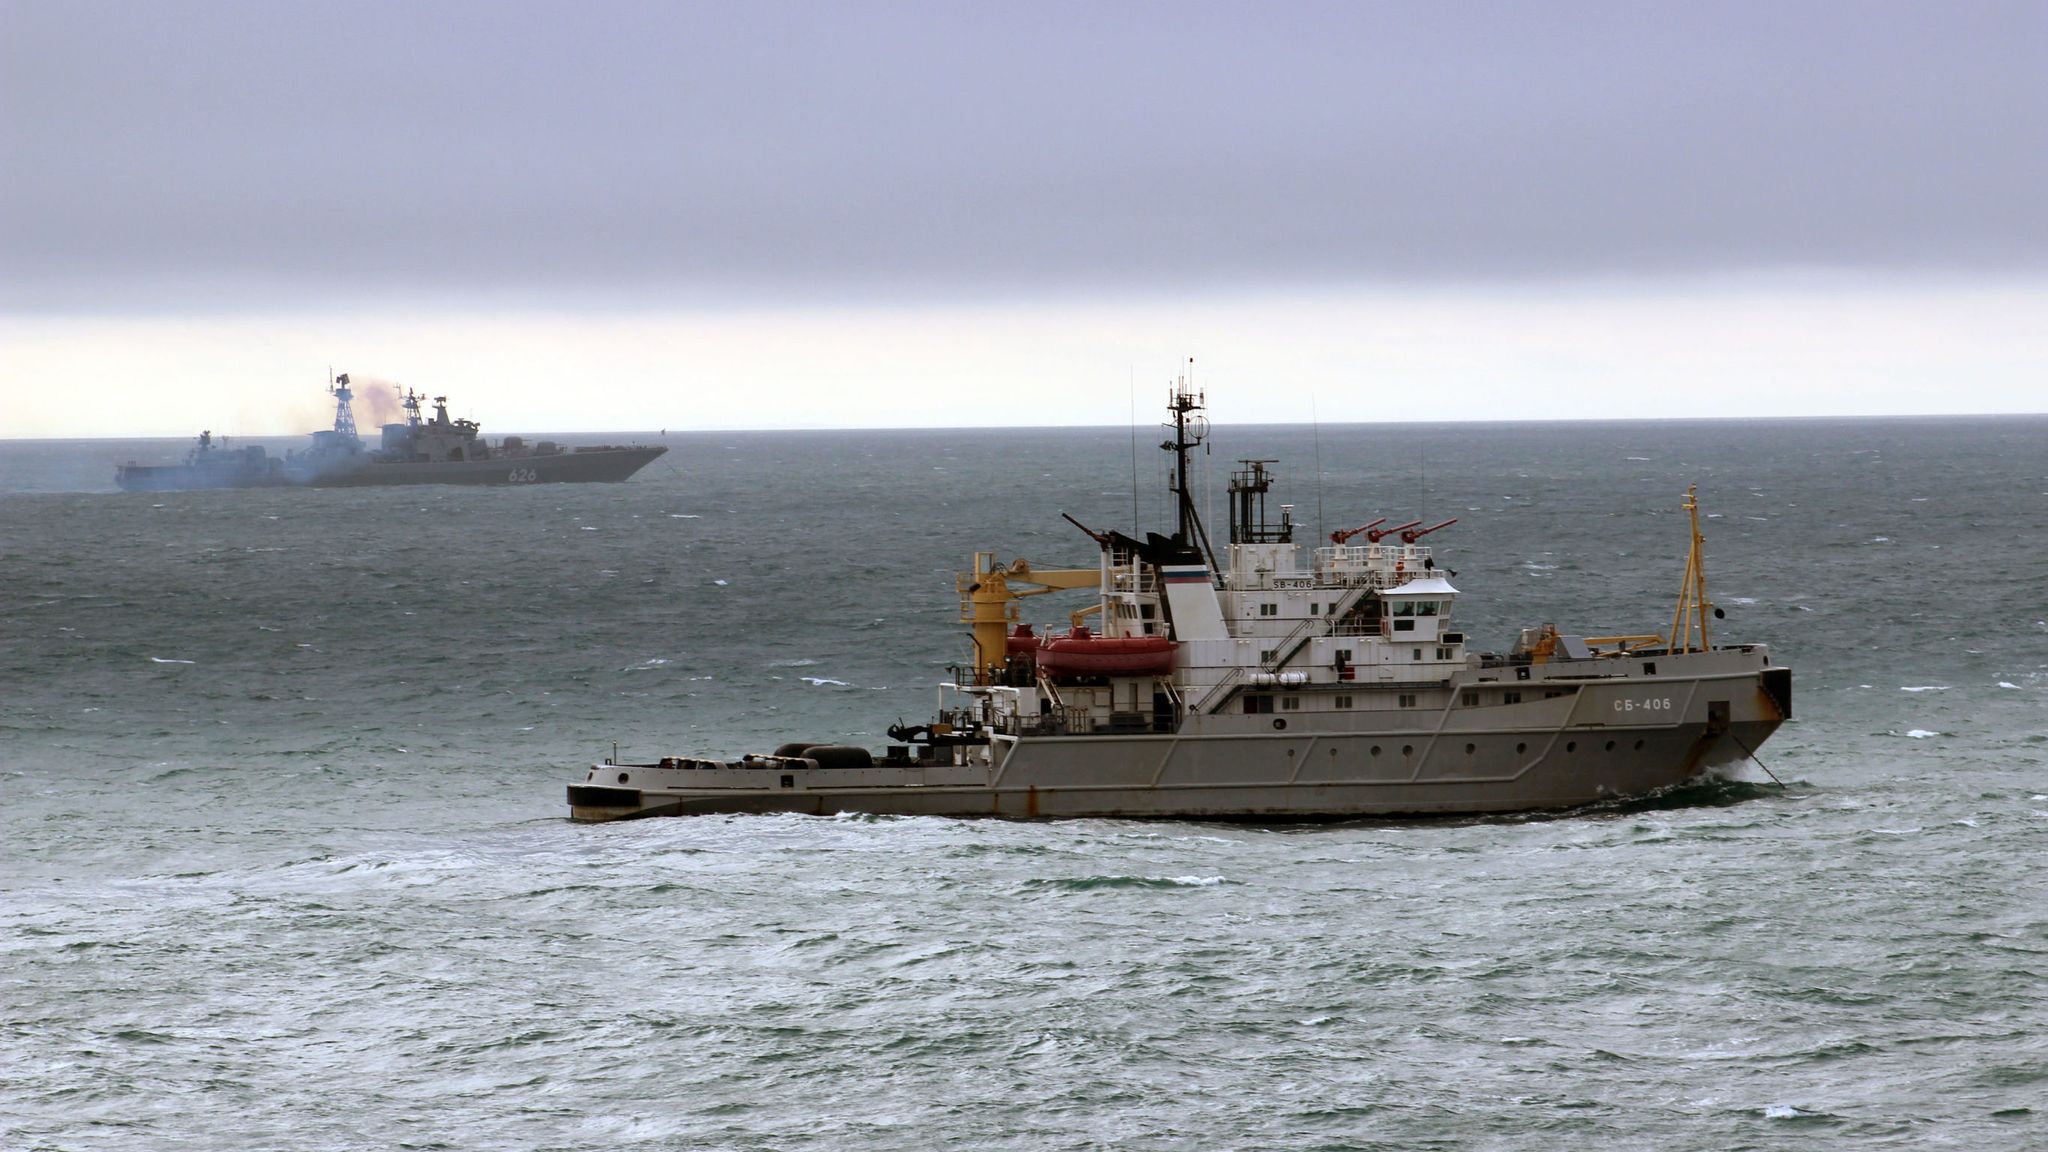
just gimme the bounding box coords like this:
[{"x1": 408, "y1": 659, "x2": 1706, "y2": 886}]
[{"x1": 570, "y1": 384, "x2": 1790, "y2": 822}]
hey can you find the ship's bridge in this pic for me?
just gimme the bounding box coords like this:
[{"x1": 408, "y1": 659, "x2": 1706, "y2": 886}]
[{"x1": 1377, "y1": 576, "x2": 1458, "y2": 642}]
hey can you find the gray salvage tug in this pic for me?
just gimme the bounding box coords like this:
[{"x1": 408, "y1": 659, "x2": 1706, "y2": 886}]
[{"x1": 569, "y1": 384, "x2": 1790, "y2": 822}]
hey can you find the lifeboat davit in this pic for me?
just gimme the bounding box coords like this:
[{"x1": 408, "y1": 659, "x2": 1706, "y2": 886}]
[{"x1": 1036, "y1": 626, "x2": 1177, "y2": 677}]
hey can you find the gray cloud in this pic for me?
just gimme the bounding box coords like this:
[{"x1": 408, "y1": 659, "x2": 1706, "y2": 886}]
[{"x1": 4, "y1": 0, "x2": 2044, "y2": 310}]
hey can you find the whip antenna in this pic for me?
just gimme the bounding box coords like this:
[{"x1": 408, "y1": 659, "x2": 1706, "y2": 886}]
[
  {"x1": 1129, "y1": 366, "x2": 1140, "y2": 533},
  {"x1": 1312, "y1": 392, "x2": 1325, "y2": 545}
]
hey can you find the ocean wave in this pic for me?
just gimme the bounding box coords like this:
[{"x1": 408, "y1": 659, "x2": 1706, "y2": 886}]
[
  {"x1": 1025, "y1": 875, "x2": 1227, "y2": 891},
  {"x1": 148, "y1": 656, "x2": 195, "y2": 664},
  {"x1": 1899, "y1": 685, "x2": 1949, "y2": 692}
]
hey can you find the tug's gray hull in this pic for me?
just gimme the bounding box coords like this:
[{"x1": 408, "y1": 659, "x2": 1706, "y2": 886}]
[{"x1": 568, "y1": 656, "x2": 1789, "y2": 822}]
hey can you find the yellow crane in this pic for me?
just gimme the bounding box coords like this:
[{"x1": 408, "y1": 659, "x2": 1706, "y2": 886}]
[{"x1": 956, "y1": 552, "x2": 1100, "y2": 683}]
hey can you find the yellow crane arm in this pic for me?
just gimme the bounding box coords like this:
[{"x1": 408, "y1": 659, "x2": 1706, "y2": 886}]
[{"x1": 957, "y1": 553, "x2": 1102, "y2": 680}]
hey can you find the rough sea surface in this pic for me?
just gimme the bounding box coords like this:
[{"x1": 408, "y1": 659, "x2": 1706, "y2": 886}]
[{"x1": 4, "y1": 417, "x2": 2046, "y2": 1150}]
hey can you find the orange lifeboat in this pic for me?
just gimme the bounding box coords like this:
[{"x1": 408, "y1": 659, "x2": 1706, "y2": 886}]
[
  {"x1": 1006, "y1": 623, "x2": 1039, "y2": 659},
  {"x1": 1036, "y1": 626, "x2": 1177, "y2": 677}
]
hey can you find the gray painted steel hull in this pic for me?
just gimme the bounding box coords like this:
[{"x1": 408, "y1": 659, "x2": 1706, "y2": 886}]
[
  {"x1": 301, "y1": 446, "x2": 665, "y2": 487},
  {"x1": 115, "y1": 445, "x2": 664, "y2": 491},
  {"x1": 568, "y1": 662, "x2": 1788, "y2": 822}
]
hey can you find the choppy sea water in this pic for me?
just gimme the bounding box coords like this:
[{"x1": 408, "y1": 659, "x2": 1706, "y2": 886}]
[{"x1": 3, "y1": 416, "x2": 2046, "y2": 1150}]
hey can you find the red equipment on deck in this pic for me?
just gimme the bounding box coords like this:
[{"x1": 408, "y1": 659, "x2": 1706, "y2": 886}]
[{"x1": 1036, "y1": 626, "x2": 1178, "y2": 677}]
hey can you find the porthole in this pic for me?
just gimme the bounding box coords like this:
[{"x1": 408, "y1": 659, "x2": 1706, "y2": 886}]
[
  {"x1": 1402, "y1": 744, "x2": 1414, "y2": 757},
  {"x1": 1634, "y1": 739, "x2": 1645, "y2": 751},
  {"x1": 1566, "y1": 741, "x2": 1577, "y2": 753},
  {"x1": 1370, "y1": 745, "x2": 1382, "y2": 756},
  {"x1": 617, "y1": 772, "x2": 630, "y2": 784},
  {"x1": 1605, "y1": 740, "x2": 1616, "y2": 752},
  {"x1": 1465, "y1": 743, "x2": 1476, "y2": 755},
  {"x1": 1515, "y1": 742, "x2": 1527, "y2": 754}
]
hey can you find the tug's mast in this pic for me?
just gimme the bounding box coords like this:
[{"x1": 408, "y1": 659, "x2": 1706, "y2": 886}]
[{"x1": 1161, "y1": 366, "x2": 1217, "y2": 569}]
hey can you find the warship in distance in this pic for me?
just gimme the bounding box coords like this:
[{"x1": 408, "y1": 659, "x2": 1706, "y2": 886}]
[
  {"x1": 569, "y1": 384, "x2": 1791, "y2": 822},
  {"x1": 114, "y1": 374, "x2": 666, "y2": 491}
]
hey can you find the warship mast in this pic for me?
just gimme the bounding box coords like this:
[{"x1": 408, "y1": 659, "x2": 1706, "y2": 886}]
[{"x1": 329, "y1": 373, "x2": 360, "y2": 443}]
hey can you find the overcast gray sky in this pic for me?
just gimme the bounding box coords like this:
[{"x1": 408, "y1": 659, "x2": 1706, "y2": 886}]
[
  {"x1": 2, "y1": 2, "x2": 2044, "y2": 434},
  {"x1": 7, "y1": 0, "x2": 2044, "y2": 309}
]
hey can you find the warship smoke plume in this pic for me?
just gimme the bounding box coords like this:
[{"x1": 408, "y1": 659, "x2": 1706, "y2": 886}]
[{"x1": 349, "y1": 376, "x2": 405, "y2": 428}]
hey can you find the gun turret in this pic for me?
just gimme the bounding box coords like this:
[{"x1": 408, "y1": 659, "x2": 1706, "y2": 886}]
[{"x1": 1400, "y1": 519, "x2": 1458, "y2": 544}]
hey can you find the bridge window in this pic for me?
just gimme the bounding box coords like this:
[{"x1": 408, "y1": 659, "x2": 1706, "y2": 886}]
[
  {"x1": 1259, "y1": 602, "x2": 1278, "y2": 617},
  {"x1": 1281, "y1": 696, "x2": 1299, "y2": 711},
  {"x1": 1436, "y1": 647, "x2": 1453, "y2": 660},
  {"x1": 1336, "y1": 695, "x2": 1353, "y2": 709},
  {"x1": 1503, "y1": 691, "x2": 1522, "y2": 704},
  {"x1": 1461, "y1": 691, "x2": 1479, "y2": 706},
  {"x1": 1398, "y1": 693, "x2": 1417, "y2": 708},
  {"x1": 1418, "y1": 600, "x2": 1439, "y2": 617},
  {"x1": 1243, "y1": 695, "x2": 1274, "y2": 714}
]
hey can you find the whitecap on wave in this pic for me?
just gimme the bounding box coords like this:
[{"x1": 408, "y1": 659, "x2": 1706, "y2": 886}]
[
  {"x1": 800, "y1": 676, "x2": 851, "y2": 687},
  {"x1": 1904, "y1": 729, "x2": 1939, "y2": 739},
  {"x1": 1899, "y1": 685, "x2": 1949, "y2": 693},
  {"x1": 149, "y1": 657, "x2": 195, "y2": 664}
]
